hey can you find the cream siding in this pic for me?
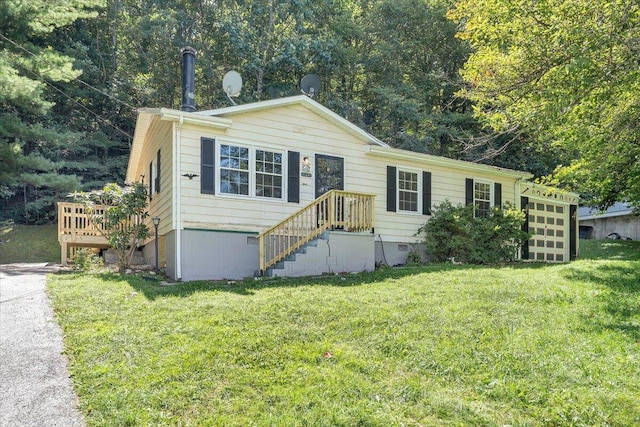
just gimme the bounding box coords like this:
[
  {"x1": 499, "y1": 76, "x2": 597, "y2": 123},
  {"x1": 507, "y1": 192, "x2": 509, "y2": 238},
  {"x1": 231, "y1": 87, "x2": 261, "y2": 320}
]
[
  {"x1": 131, "y1": 117, "x2": 174, "y2": 261},
  {"x1": 175, "y1": 103, "x2": 521, "y2": 243}
]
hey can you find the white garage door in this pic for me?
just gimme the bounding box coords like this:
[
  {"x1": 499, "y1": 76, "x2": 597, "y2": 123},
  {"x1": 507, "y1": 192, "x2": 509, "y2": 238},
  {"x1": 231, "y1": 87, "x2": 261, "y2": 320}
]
[{"x1": 527, "y1": 201, "x2": 567, "y2": 262}]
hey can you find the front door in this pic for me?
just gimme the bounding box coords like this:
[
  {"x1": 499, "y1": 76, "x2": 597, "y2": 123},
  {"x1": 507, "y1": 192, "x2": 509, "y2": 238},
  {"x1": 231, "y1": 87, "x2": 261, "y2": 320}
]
[{"x1": 315, "y1": 154, "x2": 344, "y2": 198}]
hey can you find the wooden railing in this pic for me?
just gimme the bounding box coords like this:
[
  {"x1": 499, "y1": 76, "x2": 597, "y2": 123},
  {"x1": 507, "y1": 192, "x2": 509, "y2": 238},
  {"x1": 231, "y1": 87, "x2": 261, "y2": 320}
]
[
  {"x1": 258, "y1": 190, "x2": 375, "y2": 274},
  {"x1": 57, "y1": 202, "x2": 142, "y2": 265},
  {"x1": 58, "y1": 202, "x2": 108, "y2": 239}
]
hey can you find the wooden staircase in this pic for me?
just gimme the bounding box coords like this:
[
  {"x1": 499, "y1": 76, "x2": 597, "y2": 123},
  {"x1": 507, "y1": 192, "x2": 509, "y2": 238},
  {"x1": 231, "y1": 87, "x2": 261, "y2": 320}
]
[{"x1": 258, "y1": 190, "x2": 375, "y2": 275}]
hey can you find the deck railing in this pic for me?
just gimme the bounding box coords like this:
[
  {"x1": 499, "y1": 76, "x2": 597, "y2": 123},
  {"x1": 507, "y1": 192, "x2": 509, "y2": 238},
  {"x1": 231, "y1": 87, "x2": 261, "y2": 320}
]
[
  {"x1": 58, "y1": 202, "x2": 108, "y2": 238},
  {"x1": 258, "y1": 190, "x2": 375, "y2": 274},
  {"x1": 57, "y1": 202, "x2": 142, "y2": 264}
]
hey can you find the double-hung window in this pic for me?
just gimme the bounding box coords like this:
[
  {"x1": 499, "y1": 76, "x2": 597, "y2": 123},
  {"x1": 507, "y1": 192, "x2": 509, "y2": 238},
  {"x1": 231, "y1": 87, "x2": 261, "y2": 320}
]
[
  {"x1": 219, "y1": 144, "x2": 250, "y2": 196},
  {"x1": 255, "y1": 150, "x2": 283, "y2": 199},
  {"x1": 398, "y1": 169, "x2": 419, "y2": 212},
  {"x1": 473, "y1": 180, "x2": 492, "y2": 218},
  {"x1": 386, "y1": 166, "x2": 431, "y2": 215}
]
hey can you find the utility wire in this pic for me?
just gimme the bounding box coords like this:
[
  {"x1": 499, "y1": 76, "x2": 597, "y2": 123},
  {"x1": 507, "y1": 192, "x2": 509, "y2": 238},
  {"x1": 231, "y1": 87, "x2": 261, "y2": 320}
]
[
  {"x1": 0, "y1": 31, "x2": 138, "y2": 111},
  {"x1": 45, "y1": 80, "x2": 133, "y2": 139}
]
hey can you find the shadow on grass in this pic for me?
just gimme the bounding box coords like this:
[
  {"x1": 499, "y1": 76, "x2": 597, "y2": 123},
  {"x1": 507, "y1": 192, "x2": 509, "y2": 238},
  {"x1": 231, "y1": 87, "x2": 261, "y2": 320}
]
[
  {"x1": 578, "y1": 239, "x2": 640, "y2": 261},
  {"x1": 565, "y1": 262, "x2": 640, "y2": 342},
  {"x1": 81, "y1": 261, "x2": 550, "y2": 302}
]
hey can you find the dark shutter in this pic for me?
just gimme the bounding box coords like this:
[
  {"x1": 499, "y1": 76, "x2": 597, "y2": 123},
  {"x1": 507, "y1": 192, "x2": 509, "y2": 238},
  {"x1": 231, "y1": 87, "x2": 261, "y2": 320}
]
[
  {"x1": 155, "y1": 149, "x2": 161, "y2": 193},
  {"x1": 422, "y1": 171, "x2": 432, "y2": 215},
  {"x1": 570, "y1": 204, "x2": 578, "y2": 260},
  {"x1": 521, "y1": 196, "x2": 529, "y2": 259},
  {"x1": 494, "y1": 183, "x2": 502, "y2": 208},
  {"x1": 288, "y1": 151, "x2": 300, "y2": 203},
  {"x1": 201, "y1": 138, "x2": 215, "y2": 194},
  {"x1": 149, "y1": 161, "x2": 153, "y2": 200},
  {"x1": 387, "y1": 166, "x2": 396, "y2": 212},
  {"x1": 465, "y1": 178, "x2": 474, "y2": 206}
]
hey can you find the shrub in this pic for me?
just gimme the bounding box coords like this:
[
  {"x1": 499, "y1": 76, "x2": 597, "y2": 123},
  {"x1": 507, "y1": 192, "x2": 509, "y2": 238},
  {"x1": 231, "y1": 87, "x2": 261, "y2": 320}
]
[
  {"x1": 72, "y1": 248, "x2": 104, "y2": 271},
  {"x1": 70, "y1": 182, "x2": 149, "y2": 273},
  {"x1": 418, "y1": 201, "x2": 530, "y2": 264}
]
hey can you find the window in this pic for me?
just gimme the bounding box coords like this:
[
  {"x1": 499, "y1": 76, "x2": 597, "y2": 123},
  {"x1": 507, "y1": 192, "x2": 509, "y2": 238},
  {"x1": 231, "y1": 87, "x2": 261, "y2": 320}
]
[
  {"x1": 255, "y1": 150, "x2": 283, "y2": 198},
  {"x1": 202, "y1": 139, "x2": 285, "y2": 199},
  {"x1": 474, "y1": 181, "x2": 492, "y2": 218},
  {"x1": 155, "y1": 149, "x2": 161, "y2": 193},
  {"x1": 219, "y1": 144, "x2": 250, "y2": 195},
  {"x1": 149, "y1": 161, "x2": 157, "y2": 199},
  {"x1": 386, "y1": 167, "x2": 431, "y2": 215},
  {"x1": 398, "y1": 169, "x2": 419, "y2": 212},
  {"x1": 465, "y1": 179, "x2": 500, "y2": 218}
]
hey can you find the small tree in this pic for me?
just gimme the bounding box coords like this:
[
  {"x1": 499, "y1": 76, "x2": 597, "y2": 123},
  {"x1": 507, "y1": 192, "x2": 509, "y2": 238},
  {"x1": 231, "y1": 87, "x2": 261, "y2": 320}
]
[
  {"x1": 71, "y1": 182, "x2": 149, "y2": 273},
  {"x1": 418, "y1": 200, "x2": 530, "y2": 264}
]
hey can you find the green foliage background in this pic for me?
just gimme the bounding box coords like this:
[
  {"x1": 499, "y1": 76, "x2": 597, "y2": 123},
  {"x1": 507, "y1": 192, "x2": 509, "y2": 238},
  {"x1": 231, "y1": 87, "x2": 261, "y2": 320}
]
[{"x1": 1, "y1": 0, "x2": 637, "y2": 223}]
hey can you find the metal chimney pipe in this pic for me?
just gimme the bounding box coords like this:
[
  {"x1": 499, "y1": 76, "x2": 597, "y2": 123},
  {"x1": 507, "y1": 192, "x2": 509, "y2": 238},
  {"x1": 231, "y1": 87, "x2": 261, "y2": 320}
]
[{"x1": 180, "y1": 46, "x2": 196, "y2": 112}]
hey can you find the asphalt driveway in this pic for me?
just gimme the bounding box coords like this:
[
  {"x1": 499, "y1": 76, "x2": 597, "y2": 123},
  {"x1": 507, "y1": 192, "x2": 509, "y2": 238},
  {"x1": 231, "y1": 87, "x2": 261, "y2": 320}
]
[{"x1": 0, "y1": 263, "x2": 85, "y2": 427}]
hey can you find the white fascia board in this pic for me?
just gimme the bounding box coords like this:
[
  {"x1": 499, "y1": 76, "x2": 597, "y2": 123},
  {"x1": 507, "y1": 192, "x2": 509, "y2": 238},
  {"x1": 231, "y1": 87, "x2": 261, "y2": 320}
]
[
  {"x1": 125, "y1": 108, "x2": 232, "y2": 183},
  {"x1": 365, "y1": 145, "x2": 533, "y2": 180},
  {"x1": 153, "y1": 108, "x2": 233, "y2": 128},
  {"x1": 126, "y1": 110, "x2": 155, "y2": 183},
  {"x1": 519, "y1": 181, "x2": 580, "y2": 205},
  {"x1": 197, "y1": 95, "x2": 389, "y2": 147}
]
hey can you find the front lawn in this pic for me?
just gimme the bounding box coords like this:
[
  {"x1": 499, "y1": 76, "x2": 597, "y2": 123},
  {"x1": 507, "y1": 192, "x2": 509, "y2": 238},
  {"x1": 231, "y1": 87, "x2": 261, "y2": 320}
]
[{"x1": 48, "y1": 240, "x2": 640, "y2": 426}]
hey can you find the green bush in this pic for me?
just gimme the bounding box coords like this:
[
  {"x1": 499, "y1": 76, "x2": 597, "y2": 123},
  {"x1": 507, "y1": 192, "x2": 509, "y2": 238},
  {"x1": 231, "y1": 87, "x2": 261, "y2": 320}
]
[
  {"x1": 418, "y1": 201, "x2": 530, "y2": 264},
  {"x1": 72, "y1": 248, "x2": 104, "y2": 271}
]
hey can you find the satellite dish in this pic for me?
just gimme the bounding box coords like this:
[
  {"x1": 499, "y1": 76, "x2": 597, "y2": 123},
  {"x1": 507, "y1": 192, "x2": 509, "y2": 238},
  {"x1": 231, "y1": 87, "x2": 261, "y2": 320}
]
[
  {"x1": 300, "y1": 74, "x2": 321, "y2": 98},
  {"x1": 222, "y1": 70, "x2": 242, "y2": 104}
]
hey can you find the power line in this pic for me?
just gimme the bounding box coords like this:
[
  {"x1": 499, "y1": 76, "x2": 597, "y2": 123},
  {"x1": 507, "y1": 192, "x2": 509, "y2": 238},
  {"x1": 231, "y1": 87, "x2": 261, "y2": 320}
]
[
  {"x1": 0, "y1": 31, "x2": 138, "y2": 111},
  {"x1": 45, "y1": 80, "x2": 133, "y2": 139}
]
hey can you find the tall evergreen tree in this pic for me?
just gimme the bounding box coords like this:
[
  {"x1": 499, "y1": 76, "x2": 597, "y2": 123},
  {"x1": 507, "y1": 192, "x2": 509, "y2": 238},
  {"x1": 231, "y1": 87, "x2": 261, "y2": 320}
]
[{"x1": 0, "y1": 0, "x2": 104, "y2": 223}]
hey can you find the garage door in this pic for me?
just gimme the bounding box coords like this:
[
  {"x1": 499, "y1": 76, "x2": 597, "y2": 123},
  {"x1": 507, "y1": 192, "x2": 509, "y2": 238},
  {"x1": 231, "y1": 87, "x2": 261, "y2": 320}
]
[{"x1": 527, "y1": 201, "x2": 567, "y2": 262}]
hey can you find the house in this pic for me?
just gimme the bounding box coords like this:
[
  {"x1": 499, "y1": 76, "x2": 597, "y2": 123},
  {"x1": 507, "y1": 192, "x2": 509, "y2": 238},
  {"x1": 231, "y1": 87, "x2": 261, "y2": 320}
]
[
  {"x1": 58, "y1": 49, "x2": 579, "y2": 279},
  {"x1": 116, "y1": 92, "x2": 579, "y2": 281},
  {"x1": 579, "y1": 202, "x2": 639, "y2": 240}
]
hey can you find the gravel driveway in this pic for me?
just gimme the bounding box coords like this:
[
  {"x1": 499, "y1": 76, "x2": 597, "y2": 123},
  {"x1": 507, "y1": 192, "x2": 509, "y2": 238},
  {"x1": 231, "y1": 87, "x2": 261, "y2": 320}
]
[{"x1": 0, "y1": 263, "x2": 85, "y2": 427}]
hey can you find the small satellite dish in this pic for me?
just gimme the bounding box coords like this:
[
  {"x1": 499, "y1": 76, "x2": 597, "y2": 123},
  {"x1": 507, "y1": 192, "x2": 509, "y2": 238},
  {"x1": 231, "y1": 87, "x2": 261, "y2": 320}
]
[
  {"x1": 222, "y1": 70, "x2": 242, "y2": 104},
  {"x1": 300, "y1": 74, "x2": 321, "y2": 98}
]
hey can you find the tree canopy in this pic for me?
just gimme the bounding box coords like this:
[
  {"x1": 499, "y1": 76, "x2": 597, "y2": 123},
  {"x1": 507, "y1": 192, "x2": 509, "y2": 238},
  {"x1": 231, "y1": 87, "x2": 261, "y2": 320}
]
[
  {"x1": 448, "y1": 0, "x2": 640, "y2": 208},
  {"x1": 2, "y1": 0, "x2": 637, "y2": 223}
]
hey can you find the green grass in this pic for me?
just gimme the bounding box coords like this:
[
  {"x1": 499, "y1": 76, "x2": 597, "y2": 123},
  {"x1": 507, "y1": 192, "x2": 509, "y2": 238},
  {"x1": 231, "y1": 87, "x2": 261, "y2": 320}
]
[
  {"x1": 48, "y1": 240, "x2": 640, "y2": 426},
  {"x1": 0, "y1": 221, "x2": 59, "y2": 264},
  {"x1": 578, "y1": 238, "x2": 640, "y2": 261}
]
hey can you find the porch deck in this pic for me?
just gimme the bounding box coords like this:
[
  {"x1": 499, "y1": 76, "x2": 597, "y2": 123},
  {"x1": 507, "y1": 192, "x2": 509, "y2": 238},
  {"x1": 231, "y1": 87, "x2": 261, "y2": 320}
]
[{"x1": 57, "y1": 202, "x2": 110, "y2": 265}]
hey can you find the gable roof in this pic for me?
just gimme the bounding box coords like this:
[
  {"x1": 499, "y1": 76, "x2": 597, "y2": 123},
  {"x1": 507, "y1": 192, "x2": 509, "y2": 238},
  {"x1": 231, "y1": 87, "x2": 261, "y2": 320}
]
[
  {"x1": 366, "y1": 145, "x2": 533, "y2": 180},
  {"x1": 197, "y1": 95, "x2": 389, "y2": 148},
  {"x1": 579, "y1": 202, "x2": 636, "y2": 220},
  {"x1": 126, "y1": 108, "x2": 233, "y2": 183},
  {"x1": 127, "y1": 95, "x2": 534, "y2": 183}
]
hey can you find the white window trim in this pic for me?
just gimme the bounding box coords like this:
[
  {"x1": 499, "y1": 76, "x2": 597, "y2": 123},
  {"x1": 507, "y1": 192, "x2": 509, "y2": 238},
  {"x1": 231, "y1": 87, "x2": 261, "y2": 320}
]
[
  {"x1": 150, "y1": 161, "x2": 157, "y2": 195},
  {"x1": 473, "y1": 179, "x2": 493, "y2": 217},
  {"x1": 397, "y1": 167, "x2": 422, "y2": 214},
  {"x1": 215, "y1": 139, "x2": 287, "y2": 201}
]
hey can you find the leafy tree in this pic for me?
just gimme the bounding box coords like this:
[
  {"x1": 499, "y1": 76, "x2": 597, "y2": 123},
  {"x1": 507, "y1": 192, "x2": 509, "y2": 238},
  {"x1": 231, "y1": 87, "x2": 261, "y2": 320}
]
[
  {"x1": 448, "y1": 0, "x2": 640, "y2": 207},
  {"x1": 71, "y1": 182, "x2": 149, "y2": 273}
]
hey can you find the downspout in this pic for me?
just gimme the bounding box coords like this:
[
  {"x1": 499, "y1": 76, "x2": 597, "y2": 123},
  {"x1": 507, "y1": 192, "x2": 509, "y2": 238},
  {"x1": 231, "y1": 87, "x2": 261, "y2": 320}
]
[
  {"x1": 174, "y1": 46, "x2": 195, "y2": 280},
  {"x1": 174, "y1": 116, "x2": 183, "y2": 280}
]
